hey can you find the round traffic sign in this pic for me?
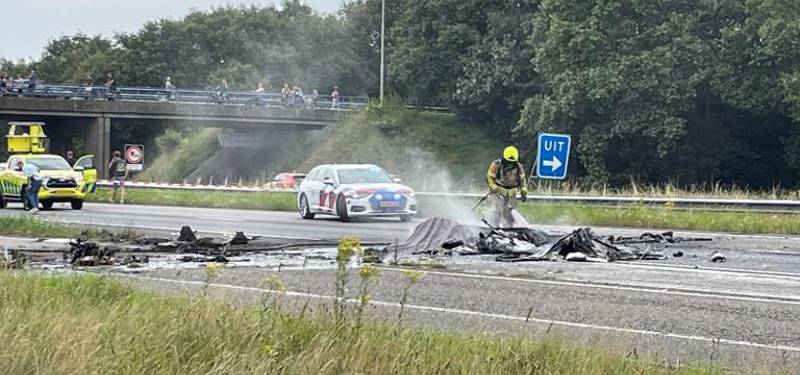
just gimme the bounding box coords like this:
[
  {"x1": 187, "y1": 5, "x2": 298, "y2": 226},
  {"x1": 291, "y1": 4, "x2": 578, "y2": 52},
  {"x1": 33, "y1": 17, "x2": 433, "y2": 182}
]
[{"x1": 126, "y1": 146, "x2": 143, "y2": 164}]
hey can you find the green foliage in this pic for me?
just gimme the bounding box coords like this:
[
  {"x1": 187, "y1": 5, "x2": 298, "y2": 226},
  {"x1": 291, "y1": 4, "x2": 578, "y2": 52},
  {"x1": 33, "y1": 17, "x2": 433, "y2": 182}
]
[
  {"x1": 85, "y1": 187, "x2": 297, "y2": 211},
  {"x1": 138, "y1": 128, "x2": 221, "y2": 182},
  {"x1": 0, "y1": 215, "x2": 139, "y2": 240},
  {"x1": 517, "y1": 202, "x2": 800, "y2": 236},
  {"x1": 301, "y1": 97, "x2": 504, "y2": 189},
  {"x1": 0, "y1": 59, "x2": 31, "y2": 79},
  {"x1": 8, "y1": 0, "x2": 800, "y2": 189},
  {"x1": 0, "y1": 272, "x2": 728, "y2": 374},
  {"x1": 33, "y1": 35, "x2": 120, "y2": 84},
  {"x1": 110, "y1": 1, "x2": 372, "y2": 94},
  {"x1": 521, "y1": 0, "x2": 714, "y2": 183},
  {"x1": 389, "y1": 0, "x2": 481, "y2": 106}
]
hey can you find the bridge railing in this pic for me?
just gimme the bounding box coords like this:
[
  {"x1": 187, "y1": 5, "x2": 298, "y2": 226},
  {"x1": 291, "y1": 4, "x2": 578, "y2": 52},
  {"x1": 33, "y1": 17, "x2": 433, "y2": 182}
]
[{"x1": 0, "y1": 82, "x2": 369, "y2": 111}]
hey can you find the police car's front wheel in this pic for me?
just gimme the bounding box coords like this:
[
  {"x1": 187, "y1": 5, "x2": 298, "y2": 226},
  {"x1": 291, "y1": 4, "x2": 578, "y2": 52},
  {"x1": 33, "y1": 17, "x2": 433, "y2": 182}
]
[
  {"x1": 336, "y1": 194, "x2": 350, "y2": 222},
  {"x1": 299, "y1": 194, "x2": 315, "y2": 220},
  {"x1": 70, "y1": 200, "x2": 83, "y2": 210}
]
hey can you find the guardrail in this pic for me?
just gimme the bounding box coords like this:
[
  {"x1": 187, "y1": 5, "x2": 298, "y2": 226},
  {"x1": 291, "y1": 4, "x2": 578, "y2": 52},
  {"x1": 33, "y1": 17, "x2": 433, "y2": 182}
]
[
  {"x1": 0, "y1": 83, "x2": 369, "y2": 110},
  {"x1": 95, "y1": 180, "x2": 800, "y2": 212}
]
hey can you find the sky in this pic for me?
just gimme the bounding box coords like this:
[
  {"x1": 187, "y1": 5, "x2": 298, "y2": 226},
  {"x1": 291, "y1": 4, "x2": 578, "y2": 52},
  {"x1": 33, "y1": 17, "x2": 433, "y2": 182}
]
[{"x1": 1, "y1": 0, "x2": 342, "y2": 61}]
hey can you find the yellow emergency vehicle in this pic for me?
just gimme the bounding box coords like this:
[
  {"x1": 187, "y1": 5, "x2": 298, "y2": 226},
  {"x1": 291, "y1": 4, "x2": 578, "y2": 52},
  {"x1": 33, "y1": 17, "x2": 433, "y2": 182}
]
[{"x1": 0, "y1": 122, "x2": 97, "y2": 210}]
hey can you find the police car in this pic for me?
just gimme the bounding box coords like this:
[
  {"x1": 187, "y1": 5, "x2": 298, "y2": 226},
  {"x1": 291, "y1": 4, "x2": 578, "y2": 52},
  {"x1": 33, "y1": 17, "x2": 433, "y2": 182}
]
[{"x1": 297, "y1": 164, "x2": 417, "y2": 222}]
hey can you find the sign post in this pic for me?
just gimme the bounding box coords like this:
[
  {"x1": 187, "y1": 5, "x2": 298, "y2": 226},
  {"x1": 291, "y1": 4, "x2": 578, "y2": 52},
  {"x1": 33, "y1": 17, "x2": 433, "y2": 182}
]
[
  {"x1": 536, "y1": 133, "x2": 571, "y2": 179},
  {"x1": 125, "y1": 144, "x2": 144, "y2": 172}
]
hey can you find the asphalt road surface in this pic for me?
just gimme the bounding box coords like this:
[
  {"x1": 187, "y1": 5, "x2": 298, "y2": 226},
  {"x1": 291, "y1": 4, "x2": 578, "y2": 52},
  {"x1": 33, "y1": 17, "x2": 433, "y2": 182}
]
[
  {"x1": 8, "y1": 202, "x2": 416, "y2": 241},
  {"x1": 4, "y1": 202, "x2": 800, "y2": 372}
]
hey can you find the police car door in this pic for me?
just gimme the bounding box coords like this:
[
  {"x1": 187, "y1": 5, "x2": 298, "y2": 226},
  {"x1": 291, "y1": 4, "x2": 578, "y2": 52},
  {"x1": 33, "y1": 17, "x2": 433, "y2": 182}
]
[{"x1": 74, "y1": 155, "x2": 98, "y2": 193}]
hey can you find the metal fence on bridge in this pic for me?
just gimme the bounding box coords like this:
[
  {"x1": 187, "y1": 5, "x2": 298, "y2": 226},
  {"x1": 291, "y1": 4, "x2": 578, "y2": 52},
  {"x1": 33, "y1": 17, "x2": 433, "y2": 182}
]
[{"x1": 0, "y1": 82, "x2": 369, "y2": 110}]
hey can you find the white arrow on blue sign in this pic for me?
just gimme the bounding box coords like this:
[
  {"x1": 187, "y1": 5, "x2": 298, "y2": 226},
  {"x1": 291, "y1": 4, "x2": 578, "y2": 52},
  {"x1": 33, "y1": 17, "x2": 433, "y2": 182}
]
[{"x1": 536, "y1": 133, "x2": 571, "y2": 179}]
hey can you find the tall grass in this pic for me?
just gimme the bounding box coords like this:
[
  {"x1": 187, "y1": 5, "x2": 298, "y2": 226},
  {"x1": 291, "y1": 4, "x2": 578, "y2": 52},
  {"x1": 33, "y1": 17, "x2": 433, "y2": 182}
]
[
  {"x1": 138, "y1": 128, "x2": 221, "y2": 182},
  {"x1": 0, "y1": 270, "x2": 727, "y2": 375},
  {"x1": 517, "y1": 203, "x2": 800, "y2": 235},
  {"x1": 0, "y1": 215, "x2": 139, "y2": 240},
  {"x1": 85, "y1": 187, "x2": 297, "y2": 211},
  {"x1": 526, "y1": 179, "x2": 800, "y2": 200}
]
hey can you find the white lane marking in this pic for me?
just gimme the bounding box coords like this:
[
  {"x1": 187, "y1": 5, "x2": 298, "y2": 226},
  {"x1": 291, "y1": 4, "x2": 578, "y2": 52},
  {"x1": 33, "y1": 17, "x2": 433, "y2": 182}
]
[
  {"x1": 37, "y1": 219, "x2": 322, "y2": 241},
  {"x1": 379, "y1": 268, "x2": 800, "y2": 305},
  {"x1": 112, "y1": 273, "x2": 800, "y2": 354},
  {"x1": 542, "y1": 223, "x2": 800, "y2": 241},
  {"x1": 623, "y1": 262, "x2": 800, "y2": 280},
  {"x1": 86, "y1": 203, "x2": 300, "y2": 217},
  {"x1": 195, "y1": 216, "x2": 247, "y2": 222}
]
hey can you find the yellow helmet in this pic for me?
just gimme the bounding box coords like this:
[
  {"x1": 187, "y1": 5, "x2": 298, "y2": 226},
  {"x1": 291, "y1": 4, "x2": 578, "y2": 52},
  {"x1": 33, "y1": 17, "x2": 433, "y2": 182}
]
[{"x1": 503, "y1": 146, "x2": 519, "y2": 162}]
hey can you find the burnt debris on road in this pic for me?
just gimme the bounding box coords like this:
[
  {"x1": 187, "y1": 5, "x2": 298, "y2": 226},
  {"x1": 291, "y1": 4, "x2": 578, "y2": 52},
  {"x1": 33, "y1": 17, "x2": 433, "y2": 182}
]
[
  {"x1": 388, "y1": 217, "x2": 712, "y2": 263},
  {"x1": 4, "y1": 218, "x2": 716, "y2": 269}
]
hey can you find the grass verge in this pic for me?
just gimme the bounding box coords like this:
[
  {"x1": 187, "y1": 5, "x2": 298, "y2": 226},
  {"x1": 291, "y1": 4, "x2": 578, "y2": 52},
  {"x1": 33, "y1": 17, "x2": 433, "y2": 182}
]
[
  {"x1": 0, "y1": 271, "x2": 723, "y2": 374},
  {"x1": 86, "y1": 187, "x2": 296, "y2": 211},
  {"x1": 0, "y1": 215, "x2": 139, "y2": 240},
  {"x1": 516, "y1": 203, "x2": 800, "y2": 235},
  {"x1": 84, "y1": 187, "x2": 800, "y2": 235}
]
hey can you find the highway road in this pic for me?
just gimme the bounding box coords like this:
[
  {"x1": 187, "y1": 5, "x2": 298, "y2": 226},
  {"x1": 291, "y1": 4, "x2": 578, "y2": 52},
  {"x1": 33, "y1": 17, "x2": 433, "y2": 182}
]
[
  {"x1": 12, "y1": 202, "x2": 416, "y2": 241},
  {"x1": 3, "y1": 202, "x2": 800, "y2": 372}
]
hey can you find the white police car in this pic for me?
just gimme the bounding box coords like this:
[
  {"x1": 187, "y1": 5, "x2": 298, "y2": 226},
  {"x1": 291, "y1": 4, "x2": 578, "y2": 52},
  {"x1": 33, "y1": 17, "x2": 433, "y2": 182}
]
[{"x1": 297, "y1": 164, "x2": 417, "y2": 222}]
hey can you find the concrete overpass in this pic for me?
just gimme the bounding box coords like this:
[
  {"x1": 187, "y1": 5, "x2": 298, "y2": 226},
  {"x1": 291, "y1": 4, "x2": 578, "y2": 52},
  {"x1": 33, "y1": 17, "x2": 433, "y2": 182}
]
[{"x1": 0, "y1": 97, "x2": 349, "y2": 177}]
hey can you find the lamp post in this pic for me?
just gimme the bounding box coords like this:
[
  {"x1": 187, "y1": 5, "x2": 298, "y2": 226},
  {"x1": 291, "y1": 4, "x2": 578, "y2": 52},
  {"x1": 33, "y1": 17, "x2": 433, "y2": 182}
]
[{"x1": 379, "y1": 0, "x2": 385, "y2": 106}]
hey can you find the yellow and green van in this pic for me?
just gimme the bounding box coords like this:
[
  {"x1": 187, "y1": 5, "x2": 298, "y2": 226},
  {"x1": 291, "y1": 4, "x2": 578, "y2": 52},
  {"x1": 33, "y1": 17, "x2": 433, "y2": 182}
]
[{"x1": 0, "y1": 122, "x2": 97, "y2": 210}]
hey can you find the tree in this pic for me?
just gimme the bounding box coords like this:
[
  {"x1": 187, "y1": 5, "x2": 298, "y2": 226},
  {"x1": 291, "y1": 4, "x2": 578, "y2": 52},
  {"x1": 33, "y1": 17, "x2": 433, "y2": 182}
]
[
  {"x1": 710, "y1": 0, "x2": 800, "y2": 173},
  {"x1": 453, "y1": 0, "x2": 541, "y2": 132},
  {"x1": 389, "y1": 0, "x2": 485, "y2": 106},
  {"x1": 340, "y1": 0, "x2": 408, "y2": 98},
  {"x1": 33, "y1": 35, "x2": 120, "y2": 84},
  {"x1": 520, "y1": 0, "x2": 719, "y2": 184}
]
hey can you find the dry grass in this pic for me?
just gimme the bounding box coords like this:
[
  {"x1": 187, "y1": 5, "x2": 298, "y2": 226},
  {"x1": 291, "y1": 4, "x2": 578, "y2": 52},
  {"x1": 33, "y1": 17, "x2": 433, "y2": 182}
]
[
  {"x1": 526, "y1": 179, "x2": 800, "y2": 200},
  {"x1": 516, "y1": 203, "x2": 800, "y2": 235}
]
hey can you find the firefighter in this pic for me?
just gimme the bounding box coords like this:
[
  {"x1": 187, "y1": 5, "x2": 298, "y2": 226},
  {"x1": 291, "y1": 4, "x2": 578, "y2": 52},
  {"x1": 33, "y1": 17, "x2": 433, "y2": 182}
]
[{"x1": 486, "y1": 146, "x2": 528, "y2": 227}]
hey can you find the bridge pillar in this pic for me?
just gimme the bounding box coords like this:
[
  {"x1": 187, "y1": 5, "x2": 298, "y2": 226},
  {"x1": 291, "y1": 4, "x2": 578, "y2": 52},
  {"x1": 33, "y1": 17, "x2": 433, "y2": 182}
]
[{"x1": 86, "y1": 117, "x2": 111, "y2": 179}]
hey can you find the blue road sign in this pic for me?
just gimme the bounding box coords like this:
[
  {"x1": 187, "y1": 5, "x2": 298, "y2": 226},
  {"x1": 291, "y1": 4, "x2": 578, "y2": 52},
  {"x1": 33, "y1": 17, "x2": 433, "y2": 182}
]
[{"x1": 536, "y1": 133, "x2": 571, "y2": 179}]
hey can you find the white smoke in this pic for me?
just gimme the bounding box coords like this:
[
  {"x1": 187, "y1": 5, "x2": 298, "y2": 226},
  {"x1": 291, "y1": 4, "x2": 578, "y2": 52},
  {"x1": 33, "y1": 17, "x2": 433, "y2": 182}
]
[{"x1": 400, "y1": 148, "x2": 485, "y2": 226}]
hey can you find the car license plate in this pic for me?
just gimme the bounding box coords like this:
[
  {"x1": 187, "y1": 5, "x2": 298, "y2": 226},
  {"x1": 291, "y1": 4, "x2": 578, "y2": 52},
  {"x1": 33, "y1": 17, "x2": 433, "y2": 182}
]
[{"x1": 380, "y1": 201, "x2": 400, "y2": 208}]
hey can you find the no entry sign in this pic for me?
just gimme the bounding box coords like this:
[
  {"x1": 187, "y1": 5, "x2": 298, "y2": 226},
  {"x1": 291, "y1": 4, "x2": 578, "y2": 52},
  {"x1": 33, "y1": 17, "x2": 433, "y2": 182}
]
[{"x1": 125, "y1": 144, "x2": 144, "y2": 171}]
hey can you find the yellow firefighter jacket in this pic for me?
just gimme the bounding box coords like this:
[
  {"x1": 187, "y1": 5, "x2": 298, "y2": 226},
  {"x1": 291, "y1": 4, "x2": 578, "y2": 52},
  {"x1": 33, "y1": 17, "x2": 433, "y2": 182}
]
[{"x1": 486, "y1": 159, "x2": 528, "y2": 197}]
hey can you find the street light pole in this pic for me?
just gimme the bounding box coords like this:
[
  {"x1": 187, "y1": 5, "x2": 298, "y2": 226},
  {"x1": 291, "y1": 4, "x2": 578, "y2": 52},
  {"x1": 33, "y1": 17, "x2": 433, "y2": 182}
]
[{"x1": 379, "y1": 0, "x2": 385, "y2": 106}]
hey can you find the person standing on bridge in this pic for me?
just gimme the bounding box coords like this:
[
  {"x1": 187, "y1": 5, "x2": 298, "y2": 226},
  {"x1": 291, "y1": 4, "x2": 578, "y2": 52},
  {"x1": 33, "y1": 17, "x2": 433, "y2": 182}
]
[
  {"x1": 0, "y1": 74, "x2": 8, "y2": 96},
  {"x1": 105, "y1": 73, "x2": 118, "y2": 100},
  {"x1": 27, "y1": 70, "x2": 37, "y2": 96},
  {"x1": 331, "y1": 86, "x2": 340, "y2": 109},
  {"x1": 485, "y1": 146, "x2": 528, "y2": 227},
  {"x1": 165, "y1": 76, "x2": 176, "y2": 101},
  {"x1": 309, "y1": 89, "x2": 319, "y2": 108},
  {"x1": 281, "y1": 84, "x2": 291, "y2": 107},
  {"x1": 107, "y1": 151, "x2": 128, "y2": 204},
  {"x1": 254, "y1": 82, "x2": 266, "y2": 105}
]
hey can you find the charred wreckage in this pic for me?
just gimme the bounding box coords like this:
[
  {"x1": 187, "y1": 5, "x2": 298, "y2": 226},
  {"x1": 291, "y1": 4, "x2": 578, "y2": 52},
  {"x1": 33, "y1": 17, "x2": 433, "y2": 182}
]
[
  {"x1": 5, "y1": 219, "x2": 714, "y2": 269},
  {"x1": 386, "y1": 217, "x2": 713, "y2": 263}
]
